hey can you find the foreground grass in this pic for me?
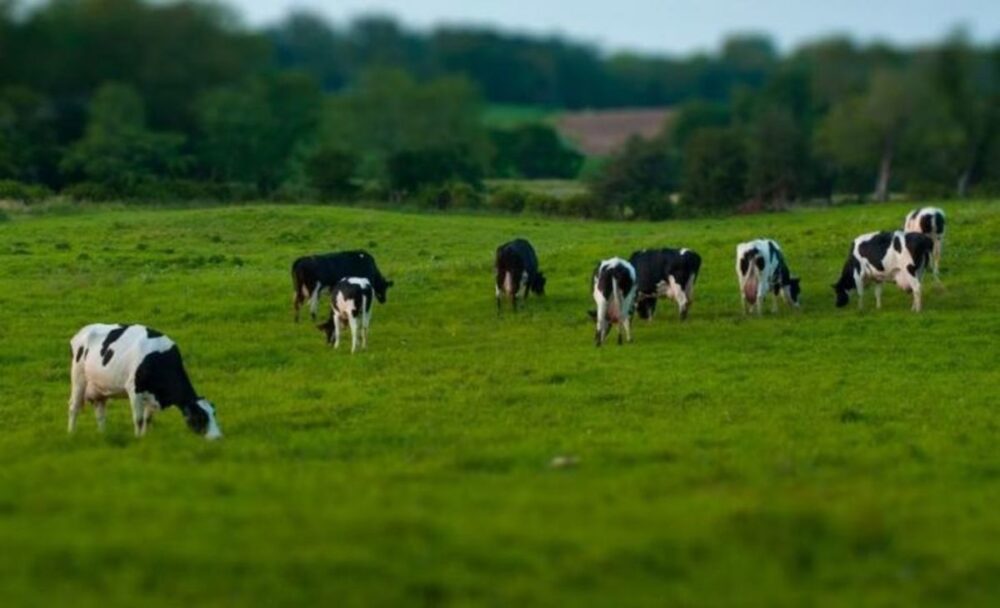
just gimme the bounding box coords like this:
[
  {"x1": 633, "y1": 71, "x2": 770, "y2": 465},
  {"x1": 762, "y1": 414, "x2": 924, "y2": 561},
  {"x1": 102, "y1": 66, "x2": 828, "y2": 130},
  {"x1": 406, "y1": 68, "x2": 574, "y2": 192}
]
[{"x1": 0, "y1": 201, "x2": 998, "y2": 606}]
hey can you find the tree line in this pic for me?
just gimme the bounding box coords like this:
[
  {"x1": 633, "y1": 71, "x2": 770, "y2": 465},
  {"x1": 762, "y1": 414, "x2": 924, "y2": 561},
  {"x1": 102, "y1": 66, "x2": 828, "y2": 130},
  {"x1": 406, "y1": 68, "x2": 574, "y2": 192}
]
[{"x1": 0, "y1": 0, "x2": 997, "y2": 213}]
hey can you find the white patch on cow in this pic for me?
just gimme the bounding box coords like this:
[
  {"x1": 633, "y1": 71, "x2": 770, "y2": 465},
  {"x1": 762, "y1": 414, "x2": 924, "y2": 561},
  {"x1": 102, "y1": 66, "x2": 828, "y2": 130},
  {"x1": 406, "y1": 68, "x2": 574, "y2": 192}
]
[{"x1": 198, "y1": 399, "x2": 222, "y2": 440}]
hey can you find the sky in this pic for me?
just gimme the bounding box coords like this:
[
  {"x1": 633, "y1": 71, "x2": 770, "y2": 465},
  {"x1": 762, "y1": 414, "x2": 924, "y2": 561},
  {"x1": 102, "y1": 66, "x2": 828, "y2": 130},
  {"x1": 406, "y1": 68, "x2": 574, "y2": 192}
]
[{"x1": 233, "y1": 0, "x2": 1000, "y2": 55}]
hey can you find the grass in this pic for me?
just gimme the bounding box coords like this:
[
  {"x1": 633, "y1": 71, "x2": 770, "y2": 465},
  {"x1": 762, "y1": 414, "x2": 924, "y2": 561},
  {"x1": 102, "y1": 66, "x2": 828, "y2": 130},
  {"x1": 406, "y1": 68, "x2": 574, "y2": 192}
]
[{"x1": 0, "y1": 200, "x2": 998, "y2": 606}]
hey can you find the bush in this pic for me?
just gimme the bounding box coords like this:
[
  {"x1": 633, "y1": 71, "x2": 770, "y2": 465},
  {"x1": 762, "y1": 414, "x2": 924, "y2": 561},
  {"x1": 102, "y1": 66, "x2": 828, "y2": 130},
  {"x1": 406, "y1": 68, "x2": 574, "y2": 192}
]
[
  {"x1": 680, "y1": 127, "x2": 748, "y2": 213},
  {"x1": 304, "y1": 148, "x2": 359, "y2": 199},
  {"x1": 589, "y1": 136, "x2": 678, "y2": 219},
  {"x1": 387, "y1": 146, "x2": 484, "y2": 194},
  {"x1": 558, "y1": 193, "x2": 614, "y2": 219},
  {"x1": 62, "y1": 181, "x2": 120, "y2": 201},
  {"x1": 489, "y1": 125, "x2": 584, "y2": 179},
  {"x1": 523, "y1": 192, "x2": 562, "y2": 216},
  {"x1": 414, "y1": 182, "x2": 483, "y2": 210},
  {"x1": 0, "y1": 179, "x2": 51, "y2": 204},
  {"x1": 488, "y1": 187, "x2": 528, "y2": 213}
]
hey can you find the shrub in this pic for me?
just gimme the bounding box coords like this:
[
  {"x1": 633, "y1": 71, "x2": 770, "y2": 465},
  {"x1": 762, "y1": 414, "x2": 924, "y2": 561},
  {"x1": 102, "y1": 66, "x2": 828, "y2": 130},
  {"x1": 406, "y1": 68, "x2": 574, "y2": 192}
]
[
  {"x1": 414, "y1": 182, "x2": 483, "y2": 210},
  {"x1": 304, "y1": 148, "x2": 359, "y2": 199},
  {"x1": 680, "y1": 127, "x2": 748, "y2": 213},
  {"x1": 489, "y1": 125, "x2": 584, "y2": 178},
  {"x1": 589, "y1": 136, "x2": 678, "y2": 219},
  {"x1": 387, "y1": 146, "x2": 484, "y2": 194},
  {"x1": 62, "y1": 181, "x2": 120, "y2": 201},
  {"x1": 523, "y1": 192, "x2": 562, "y2": 216},
  {"x1": 0, "y1": 179, "x2": 51, "y2": 204},
  {"x1": 488, "y1": 187, "x2": 528, "y2": 213}
]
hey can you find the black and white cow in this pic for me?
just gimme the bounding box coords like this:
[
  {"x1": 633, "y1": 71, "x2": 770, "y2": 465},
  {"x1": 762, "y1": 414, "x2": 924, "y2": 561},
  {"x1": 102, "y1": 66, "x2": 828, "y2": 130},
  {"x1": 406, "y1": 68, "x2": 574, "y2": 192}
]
[
  {"x1": 317, "y1": 278, "x2": 374, "y2": 353},
  {"x1": 495, "y1": 238, "x2": 546, "y2": 312},
  {"x1": 904, "y1": 206, "x2": 946, "y2": 282},
  {"x1": 833, "y1": 231, "x2": 933, "y2": 312},
  {"x1": 591, "y1": 257, "x2": 638, "y2": 346},
  {"x1": 629, "y1": 248, "x2": 701, "y2": 321},
  {"x1": 735, "y1": 239, "x2": 801, "y2": 314},
  {"x1": 292, "y1": 250, "x2": 393, "y2": 322},
  {"x1": 68, "y1": 324, "x2": 221, "y2": 439}
]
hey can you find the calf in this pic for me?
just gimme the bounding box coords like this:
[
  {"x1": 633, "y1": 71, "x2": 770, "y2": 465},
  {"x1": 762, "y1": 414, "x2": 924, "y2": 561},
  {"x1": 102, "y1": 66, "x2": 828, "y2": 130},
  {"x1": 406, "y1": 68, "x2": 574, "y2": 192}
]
[
  {"x1": 495, "y1": 238, "x2": 546, "y2": 312},
  {"x1": 735, "y1": 239, "x2": 801, "y2": 314},
  {"x1": 833, "y1": 231, "x2": 933, "y2": 312},
  {"x1": 292, "y1": 250, "x2": 393, "y2": 321},
  {"x1": 904, "y1": 207, "x2": 946, "y2": 282},
  {"x1": 629, "y1": 248, "x2": 701, "y2": 321},
  {"x1": 317, "y1": 278, "x2": 373, "y2": 353},
  {"x1": 68, "y1": 324, "x2": 221, "y2": 439},
  {"x1": 592, "y1": 258, "x2": 638, "y2": 346}
]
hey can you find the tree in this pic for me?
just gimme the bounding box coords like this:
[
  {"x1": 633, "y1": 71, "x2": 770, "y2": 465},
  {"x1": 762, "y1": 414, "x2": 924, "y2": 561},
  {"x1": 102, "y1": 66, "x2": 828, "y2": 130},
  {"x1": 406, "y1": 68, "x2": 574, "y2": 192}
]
[
  {"x1": 61, "y1": 83, "x2": 186, "y2": 191},
  {"x1": 590, "y1": 136, "x2": 678, "y2": 220},
  {"x1": 0, "y1": 86, "x2": 60, "y2": 185},
  {"x1": 816, "y1": 69, "x2": 921, "y2": 201},
  {"x1": 489, "y1": 124, "x2": 583, "y2": 179},
  {"x1": 197, "y1": 72, "x2": 323, "y2": 193},
  {"x1": 745, "y1": 108, "x2": 808, "y2": 205},
  {"x1": 681, "y1": 128, "x2": 747, "y2": 212},
  {"x1": 303, "y1": 147, "x2": 359, "y2": 199}
]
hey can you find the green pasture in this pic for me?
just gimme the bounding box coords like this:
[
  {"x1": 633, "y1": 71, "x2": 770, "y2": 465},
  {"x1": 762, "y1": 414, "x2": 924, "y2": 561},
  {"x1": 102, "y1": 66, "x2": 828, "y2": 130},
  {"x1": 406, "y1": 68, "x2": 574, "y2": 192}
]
[{"x1": 0, "y1": 200, "x2": 997, "y2": 606}]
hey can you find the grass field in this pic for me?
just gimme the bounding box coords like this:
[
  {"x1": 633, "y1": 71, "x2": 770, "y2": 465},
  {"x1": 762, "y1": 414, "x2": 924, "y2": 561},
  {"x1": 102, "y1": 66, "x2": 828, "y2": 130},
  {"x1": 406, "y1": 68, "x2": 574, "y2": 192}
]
[{"x1": 1, "y1": 200, "x2": 998, "y2": 606}]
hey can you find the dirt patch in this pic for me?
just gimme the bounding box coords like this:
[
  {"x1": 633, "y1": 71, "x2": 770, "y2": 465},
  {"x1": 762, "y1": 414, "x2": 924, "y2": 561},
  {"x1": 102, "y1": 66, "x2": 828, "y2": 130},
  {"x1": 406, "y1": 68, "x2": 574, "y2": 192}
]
[{"x1": 556, "y1": 108, "x2": 672, "y2": 156}]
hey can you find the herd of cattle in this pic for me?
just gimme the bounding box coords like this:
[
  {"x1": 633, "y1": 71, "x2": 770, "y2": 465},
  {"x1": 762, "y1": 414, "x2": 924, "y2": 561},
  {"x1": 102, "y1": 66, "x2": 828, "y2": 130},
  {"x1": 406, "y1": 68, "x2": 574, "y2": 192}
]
[{"x1": 65, "y1": 206, "x2": 946, "y2": 439}]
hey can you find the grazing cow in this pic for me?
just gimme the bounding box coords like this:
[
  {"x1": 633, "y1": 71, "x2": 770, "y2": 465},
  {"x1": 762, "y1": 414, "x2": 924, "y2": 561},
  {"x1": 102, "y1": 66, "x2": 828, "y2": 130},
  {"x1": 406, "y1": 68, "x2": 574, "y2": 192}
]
[
  {"x1": 833, "y1": 231, "x2": 933, "y2": 312},
  {"x1": 629, "y1": 248, "x2": 701, "y2": 321},
  {"x1": 735, "y1": 239, "x2": 801, "y2": 314},
  {"x1": 591, "y1": 258, "x2": 638, "y2": 346},
  {"x1": 904, "y1": 207, "x2": 946, "y2": 282},
  {"x1": 495, "y1": 238, "x2": 546, "y2": 312},
  {"x1": 68, "y1": 324, "x2": 221, "y2": 439},
  {"x1": 317, "y1": 278, "x2": 373, "y2": 353},
  {"x1": 292, "y1": 250, "x2": 393, "y2": 322}
]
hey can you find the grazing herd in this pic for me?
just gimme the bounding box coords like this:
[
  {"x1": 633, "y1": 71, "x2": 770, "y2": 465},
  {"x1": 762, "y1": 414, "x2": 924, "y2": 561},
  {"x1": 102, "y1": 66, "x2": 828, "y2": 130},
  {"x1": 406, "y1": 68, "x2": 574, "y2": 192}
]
[{"x1": 66, "y1": 206, "x2": 948, "y2": 439}]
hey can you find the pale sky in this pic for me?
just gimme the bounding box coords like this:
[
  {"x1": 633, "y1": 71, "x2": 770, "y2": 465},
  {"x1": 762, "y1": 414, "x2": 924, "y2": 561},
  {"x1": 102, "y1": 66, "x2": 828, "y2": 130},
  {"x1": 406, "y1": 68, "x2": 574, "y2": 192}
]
[{"x1": 233, "y1": 0, "x2": 999, "y2": 54}]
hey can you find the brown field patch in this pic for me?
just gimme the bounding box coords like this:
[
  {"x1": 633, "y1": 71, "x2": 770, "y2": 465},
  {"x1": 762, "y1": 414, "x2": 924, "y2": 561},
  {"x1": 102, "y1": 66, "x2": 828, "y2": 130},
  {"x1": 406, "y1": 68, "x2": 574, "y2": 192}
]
[{"x1": 556, "y1": 108, "x2": 672, "y2": 156}]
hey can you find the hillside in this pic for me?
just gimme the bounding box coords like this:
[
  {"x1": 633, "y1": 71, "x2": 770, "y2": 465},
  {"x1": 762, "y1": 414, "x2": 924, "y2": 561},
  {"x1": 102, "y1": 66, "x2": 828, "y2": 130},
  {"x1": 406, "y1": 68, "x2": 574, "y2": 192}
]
[{"x1": 0, "y1": 201, "x2": 998, "y2": 605}]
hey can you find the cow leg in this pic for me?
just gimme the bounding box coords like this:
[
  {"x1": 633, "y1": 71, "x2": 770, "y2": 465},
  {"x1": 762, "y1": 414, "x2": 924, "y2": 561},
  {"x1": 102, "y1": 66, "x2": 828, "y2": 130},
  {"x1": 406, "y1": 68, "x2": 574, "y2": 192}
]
[
  {"x1": 362, "y1": 313, "x2": 370, "y2": 350},
  {"x1": 756, "y1": 284, "x2": 766, "y2": 315},
  {"x1": 349, "y1": 314, "x2": 359, "y2": 354},
  {"x1": 594, "y1": 302, "x2": 607, "y2": 347},
  {"x1": 293, "y1": 290, "x2": 302, "y2": 323},
  {"x1": 622, "y1": 316, "x2": 633, "y2": 344},
  {"x1": 933, "y1": 238, "x2": 943, "y2": 284},
  {"x1": 910, "y1": 278, "x2": 923, "y2": 312},
  {"x1": 333, "y1": 317, "x2": 342, "y2": 349},
  {"x1": 309, "y1": 283, "x2": 322, "y2": 321},
  {"x1": 94, "y1": 399, "x2": 107, "y2": 433},
  {"x1": 856, "y1": 280, "x2": 865, "y2": 310},
  {"x1": 874, "y1": 283, "x2": 883, "y2": 310},
  {"x1": 67, "y1": 378, "x2": 86, "y2": 434},
  {"x1": 129, "y1": 390, "x2": 144, "y2": 437}
]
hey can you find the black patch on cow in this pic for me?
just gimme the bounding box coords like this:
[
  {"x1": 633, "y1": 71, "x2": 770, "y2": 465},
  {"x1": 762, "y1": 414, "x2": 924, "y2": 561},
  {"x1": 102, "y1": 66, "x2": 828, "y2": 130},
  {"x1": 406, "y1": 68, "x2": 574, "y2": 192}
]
[
  {"x1": 905, "y1": 232, "x2": 934, "y2": 277},
  {"x1": 893, "y1": 235, "x2": 903, "y2": 253},
  {"x1": 75, "y1": 346, "x2": 84, "y2": 362},
  {"x1": 146, "y1": 327, "x2": 163, "y2": 339},
  {"x1": 134, "y1": 345, "x2": 207, "y2": 434},
  {"x1": 919, "y1": 213, "x2": 934, "y2": 235},
  {"x1": 291, "y1": 250, "x2": 393, "y2": 314},
  {"x1": 628, "y1": 248, "x2": 701, "y2": 319},
  {"x1": 495, "y1": 239, "x2": 545, "y2": 306},
  {"x1": 833, "y1": 245, "x2": 862, "y2": 307},
  {"x1": 936, "y1": 212, "x2": 945, "y2": 235},
  {"x1": 857, "y1": 232, "x2": 893, "y2": 272}
]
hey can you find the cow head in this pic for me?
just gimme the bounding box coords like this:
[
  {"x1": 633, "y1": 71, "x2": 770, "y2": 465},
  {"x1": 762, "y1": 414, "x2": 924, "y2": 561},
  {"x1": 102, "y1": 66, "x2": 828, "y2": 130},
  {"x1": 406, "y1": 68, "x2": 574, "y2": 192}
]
[
  {"x1": 832, "y1": 283, "x2": 850, "y2": 308},
  {"x1": 373, "y1": 276, "x2": 394, "y2": 303},
  {"x1": 788, "y1": 278, "x2": 802, "y2": 306},
  {"x1": 529, "y1": 272, "x2": 546, "y2": 295},
  {"x1": 636, "y1": 294, "x2": 657, "y2": 320},
  {"x1": 185, "y1": 399, "x2": 222, "y2": 440},
  {"x1": 317, "y1": 317, "x2": 336, "y2": 344}
]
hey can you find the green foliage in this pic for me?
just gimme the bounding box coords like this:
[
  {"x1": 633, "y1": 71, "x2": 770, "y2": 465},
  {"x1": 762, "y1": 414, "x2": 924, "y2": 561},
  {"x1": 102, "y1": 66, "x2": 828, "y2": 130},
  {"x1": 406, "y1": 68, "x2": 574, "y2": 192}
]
[
  {"x1": 303, "y1": 147, "x2": 359, "y2": 200},
  {"x1": 387, "y1": 147, "x2": 484, "y2": 194},
  {"x1": 322, "y1": 69, "x2": 490, "y2": 183},
  {"x1": 745, "y1": 108, "x2": 809, "y2": 205},
  {"x1": 414, "y1": 181, "x2": 483, "y2": 210},
  {"x1": 681, "y1": 128, "x2": 748, "y2": 212},
  {"x1": 197, "y1": 72, "x2": 323, "y2": 194},
  {"x1": 668, "y1": 100, "x2": 732, "y2": 149},
  {"x1": 0, "y1": 202, "x2": 998, "y2": 606},
  {"x1": 590, "y1": 136, "x2": 678, "y2": 219},
  {"x1": 487, "y1": 186, "x2": 528, "y2": 213},
  {"x1": 489, "y1": 124, "x2": 584, "y2": 179},
  {"x1": 60, "y1": 84, "x2": 188, "y2": 191},
  {"x1": 0, "y1": 179, "x2": 51, "y2": 203},
  {"x1": 0, "y1": 86, "x2": 60, "y2": 185}
]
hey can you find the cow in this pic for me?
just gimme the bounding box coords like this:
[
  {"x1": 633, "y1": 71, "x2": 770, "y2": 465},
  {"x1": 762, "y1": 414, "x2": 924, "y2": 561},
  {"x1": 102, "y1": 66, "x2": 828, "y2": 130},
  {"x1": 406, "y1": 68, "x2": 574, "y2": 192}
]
[
  {"x1": 495, "y1": 238, "x2": 546, "y2": 312},
  {"x1": 904, "y1": 207, "x2": 946, "y2": 283},
  {"x1": 832, "y1": 231, "x2": 933, "y2": 312},
  {"x1": 317, "y1": 278, "x2": 373, "y2": 353},
  {"x1": 629, "y1": 248, "x2": 701, "y2": 321},
  {"x1": 735, "y1": 239, "x2": 801, "y2": 314},
  {"x1": 292, "y1": 250, "x2": 393, "y2": 322},
  {"x1": 68, "y1": 324, "x2": 221, "y2": 439},
  {"x1": 591, "y1": 257, "x2": 638, "y2": 346}
]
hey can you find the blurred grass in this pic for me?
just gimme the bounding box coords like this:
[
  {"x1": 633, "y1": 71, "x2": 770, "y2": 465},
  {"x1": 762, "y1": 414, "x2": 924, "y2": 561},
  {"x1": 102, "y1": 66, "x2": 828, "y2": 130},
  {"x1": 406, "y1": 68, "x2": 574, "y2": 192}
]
[{"x1": 0, "y1": 200, "x2": 998, "y2": 606}]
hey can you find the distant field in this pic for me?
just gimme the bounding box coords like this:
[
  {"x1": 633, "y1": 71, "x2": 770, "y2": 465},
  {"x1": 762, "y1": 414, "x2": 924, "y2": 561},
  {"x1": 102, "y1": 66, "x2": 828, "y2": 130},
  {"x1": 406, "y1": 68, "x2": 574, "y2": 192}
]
[
  {"x1": 481, "y1": 104, "x2": 555, "y2": 128},
  {"x1": 1, "y1": 201, "x2": 998, "y2": 606}
]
